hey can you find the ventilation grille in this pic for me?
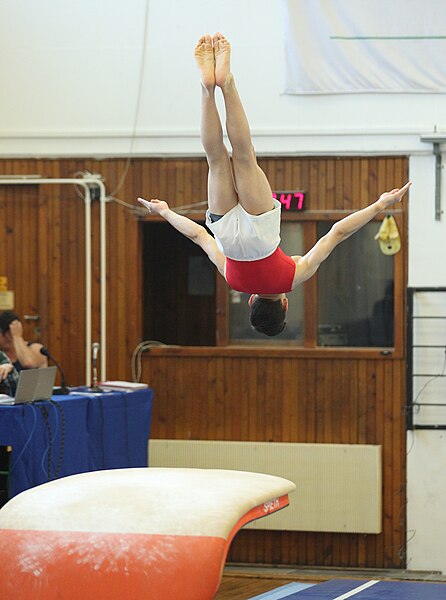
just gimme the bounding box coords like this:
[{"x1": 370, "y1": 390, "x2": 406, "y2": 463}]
[{"x1": 149, "y1": 440, "x2": 382, "y2": 534}]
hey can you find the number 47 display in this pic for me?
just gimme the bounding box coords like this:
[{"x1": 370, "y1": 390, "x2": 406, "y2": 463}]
[{"x1": 273, "y1": 191, "x2": 305, "y2": 211}]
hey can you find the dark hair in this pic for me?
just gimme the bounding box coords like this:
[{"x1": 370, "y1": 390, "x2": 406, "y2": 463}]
[
  {"x1": 0, "y1": 310, "x2": 21, "y2": 334},
  {"x1": 249, "y1": 297, "x2": 287, "y2": 337}
]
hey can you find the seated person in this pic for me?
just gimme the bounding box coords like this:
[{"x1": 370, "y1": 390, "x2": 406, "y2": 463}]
[
  {"x1": 0, "y1": 351, "x2": 19, "y2": 396},
  {"x1": 0, "y1": 311, "x2": 47, "y2": 371}
]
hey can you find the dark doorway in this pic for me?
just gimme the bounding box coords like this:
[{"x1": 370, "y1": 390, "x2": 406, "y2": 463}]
[{"x1": 142, "y1": 222, "x2": 216, "y2": 346}]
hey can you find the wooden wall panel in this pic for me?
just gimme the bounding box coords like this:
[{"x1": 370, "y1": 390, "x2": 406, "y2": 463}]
[
  {"x1": 0, "y1": 156, "x2": 408, "y2": 569},
  {"x1": 143, "y1": 353, "x2": 406, "y2": 569}
]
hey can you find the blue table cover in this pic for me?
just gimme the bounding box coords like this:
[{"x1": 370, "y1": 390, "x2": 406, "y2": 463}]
[{"x1": 0, "y1": 388, "x2": 153, "y2": 497}]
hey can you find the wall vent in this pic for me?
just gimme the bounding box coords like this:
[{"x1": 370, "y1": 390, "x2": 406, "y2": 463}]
[{"x1": 149, "y1": 440, "x2": 382, "y2": 534}]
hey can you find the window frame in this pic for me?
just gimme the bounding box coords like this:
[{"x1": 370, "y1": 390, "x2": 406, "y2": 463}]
[{"x1": 216, "y1": 209, "x2": 406, "y2": 359}]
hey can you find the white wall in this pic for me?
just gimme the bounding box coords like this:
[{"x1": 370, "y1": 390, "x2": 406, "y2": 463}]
[
  {"x1": 407, "y1": 431, "x2": 446, "y2": 573},
  {"x1": 409, "y1": 155, "x2": 446, "y2": 286},
  {"x1": 0, "y1": 0, "x2": 445, "y2": 157},
  {"x1": 407, "y1": 157, "x2": 446, "y2": 575},
  {"x1": 1, "y1": 0, "x2": 446, "y2": 573}
]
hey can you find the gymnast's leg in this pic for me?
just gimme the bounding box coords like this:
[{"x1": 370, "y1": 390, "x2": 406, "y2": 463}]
[
  {"x1": 194, "y1": 34, "x2": 238, "y2": 216},
  {"x1": 213, "y1": 33, "x2": 274, "y2": 216}
]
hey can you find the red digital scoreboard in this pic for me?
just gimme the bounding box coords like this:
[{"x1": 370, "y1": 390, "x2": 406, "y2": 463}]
[{"x1": 273, "y1": 191, "x2": 305, "y2": 211}]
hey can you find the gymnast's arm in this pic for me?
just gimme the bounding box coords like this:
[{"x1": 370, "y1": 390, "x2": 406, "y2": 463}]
[
  {"x1": 137, "y1": 198, "x2": 226, "y2": 276},
  {"x1": 291, "y1": 182, "x2": 411, "y2": 288}
]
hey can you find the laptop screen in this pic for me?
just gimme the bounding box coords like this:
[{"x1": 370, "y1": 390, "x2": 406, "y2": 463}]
[{"x1": 14, "y1": 367, "x2": 57, "y2": 404}]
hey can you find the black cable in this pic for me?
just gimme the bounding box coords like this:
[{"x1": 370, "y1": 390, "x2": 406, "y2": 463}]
[
  {"x1": 36, "y1": 402, "x2": 52, "y2": 481},
  {"x1": 35, "y1": 400, "x2": 66, "y2": 481},
  {"x1": 49, "y1": 399, "x2": 65, "y2": 479}
]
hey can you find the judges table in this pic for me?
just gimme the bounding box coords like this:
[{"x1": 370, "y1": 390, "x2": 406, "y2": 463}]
[{"x1": 0, "y1": 388, "x2": 153, "y2": 498}]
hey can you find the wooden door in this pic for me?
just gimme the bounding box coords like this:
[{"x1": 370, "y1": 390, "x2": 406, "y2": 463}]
[
  {"x1": 0, "y1": 182, "x2": 87, "y2": 386},
  {"x1": 0, "y1": 184, "x2": 43, "y2": 341}
]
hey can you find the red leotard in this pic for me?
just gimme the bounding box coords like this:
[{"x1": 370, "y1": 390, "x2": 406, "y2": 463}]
[{"x1": 225, "y1": 247, "x2": 296, "y2": 294}]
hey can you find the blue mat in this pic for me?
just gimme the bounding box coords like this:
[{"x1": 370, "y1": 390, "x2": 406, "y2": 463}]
[
  {"x1": 255, "y1": 578, "x2": 446, "y2": 599},
  {"x1": 249, "y1": 582, "x2": 314, "y2": 599}
]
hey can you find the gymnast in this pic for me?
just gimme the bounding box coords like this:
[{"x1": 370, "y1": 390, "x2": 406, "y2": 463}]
[{"x1": 138, "y1": 33, "x2": 411, "y2": 336}]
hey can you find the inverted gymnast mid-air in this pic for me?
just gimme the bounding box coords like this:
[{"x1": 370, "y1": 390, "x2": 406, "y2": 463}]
[{"x1": 138, "y1": 33, "x2": 411, "y2": 336}]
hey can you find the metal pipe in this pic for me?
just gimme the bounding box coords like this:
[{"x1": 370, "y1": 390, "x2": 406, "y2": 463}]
[
  {"x1": 83, "y1": 185, "x2": 92, "y2": 386},
  {"x1": 97, "y1": 180, "x2": 107, "y2": 381},
  {"x1": 420, "y1": 135, "x2": 445, "y2": 221},
  {"x1": 433, "y1": 142, "x2": 442, "y2": 221}
]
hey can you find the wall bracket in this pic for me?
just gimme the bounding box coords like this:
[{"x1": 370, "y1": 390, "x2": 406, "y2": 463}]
[{"x1": 420, "y1": 134, "x2": 446, "y2": 221}]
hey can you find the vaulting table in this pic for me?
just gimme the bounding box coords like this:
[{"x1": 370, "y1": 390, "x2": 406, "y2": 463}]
[
  {"x1": 0, "y1": 388, "x2": 153, "y2": 498},
  {"x1": 0, "y1": 468, "x2": 296, "y2": 600}
]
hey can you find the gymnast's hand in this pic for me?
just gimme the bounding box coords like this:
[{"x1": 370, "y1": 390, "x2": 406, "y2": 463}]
[
  {"x1": 137, "y1": 197, "x2": 169, "y2": 215},
  {"x1": 377, "y1": 181, "x2": 412, "y2": 210}
]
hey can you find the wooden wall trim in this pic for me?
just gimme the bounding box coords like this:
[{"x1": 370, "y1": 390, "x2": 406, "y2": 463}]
[{"x1": 141, "y1": 346, "x2": 403, "y2": 359}]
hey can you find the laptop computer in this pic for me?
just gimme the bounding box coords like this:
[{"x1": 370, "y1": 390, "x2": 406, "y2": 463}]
[{"x1": 0, "y1": 367, "x2": 57, "y2": 405}]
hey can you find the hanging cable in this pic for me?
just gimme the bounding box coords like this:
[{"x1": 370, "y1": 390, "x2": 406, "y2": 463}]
[
  {"x1": 131, "y1": 340, "x2": 167, "y2": 382},
  {"x1": 109, "y1": 0, "x2": 151, "y2": 198},
  {"x1": 412, "y1": 345, "x2": 446, "y2": 411}
]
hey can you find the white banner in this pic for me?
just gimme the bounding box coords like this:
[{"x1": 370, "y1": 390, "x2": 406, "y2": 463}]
[{"x1": 282, "y1": 0, "x2": 446, "y2": 94}]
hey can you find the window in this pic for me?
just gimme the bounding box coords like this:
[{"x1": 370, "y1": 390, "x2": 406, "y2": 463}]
[
  {"x1": 317, "y1": 222, "x2": 394, "y2": 347},
  {"x1": 142, "y1": 214, "x2": 402, "y2": 351},
  {"x1": 142, "y1": 222, "x2": 216, "y2": 346},
  {"x1": 228, "y1": 222, "x2": 304, "y2": 344}
]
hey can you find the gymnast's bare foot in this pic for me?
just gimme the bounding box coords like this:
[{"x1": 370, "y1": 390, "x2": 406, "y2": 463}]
[
  {"x1": 213, "y1": 32, "x2": 232, "y2": 88},
  {"x1": 194, "y1": 34, "x2": 215, "y2": 88}
]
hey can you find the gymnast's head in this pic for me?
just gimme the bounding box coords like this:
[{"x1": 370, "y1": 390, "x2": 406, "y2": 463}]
[{"x1": 248, "y1": 294, "x2": 288, "y2": 337}]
